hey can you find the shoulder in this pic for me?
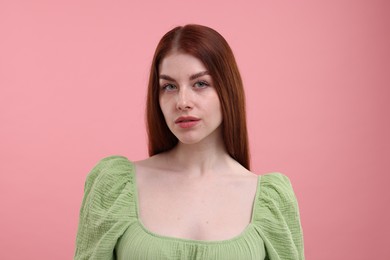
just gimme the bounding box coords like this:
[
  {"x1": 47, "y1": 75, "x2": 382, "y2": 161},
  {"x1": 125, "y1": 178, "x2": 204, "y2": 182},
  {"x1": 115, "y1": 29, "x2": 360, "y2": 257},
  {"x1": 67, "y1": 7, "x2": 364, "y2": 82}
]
[
  {"x1": 261, "y1": 172, "x2": 293, "y2": 187},
  {"x1": 253, "y1": 173, "x2": 305, "y2": 259},
  {"x1": 259, "y1": 173, "x2": 297, "y2": 204},
  {"x1": 75, "y1": 155, "x2": 137, "y2": 259},
  {"x1": 254, "y1": 172, "x2": 301, "y2": 224},
  {"x1": 81, "y1": 155, "x2": 136, "y2": 216},
  {"x1": 85, "y1": 155, "x2": 133, "y2": 188},
  {"x1": 87, "y1": 155, "x2": 132, "y2": 175}
]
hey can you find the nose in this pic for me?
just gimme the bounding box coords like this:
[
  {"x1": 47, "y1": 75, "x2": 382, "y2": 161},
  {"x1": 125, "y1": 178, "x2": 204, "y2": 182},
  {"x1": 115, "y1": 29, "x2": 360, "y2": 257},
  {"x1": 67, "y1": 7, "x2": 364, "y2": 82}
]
[{"x1": 176, "y1": 88, "x2": 193, "y2": 111}]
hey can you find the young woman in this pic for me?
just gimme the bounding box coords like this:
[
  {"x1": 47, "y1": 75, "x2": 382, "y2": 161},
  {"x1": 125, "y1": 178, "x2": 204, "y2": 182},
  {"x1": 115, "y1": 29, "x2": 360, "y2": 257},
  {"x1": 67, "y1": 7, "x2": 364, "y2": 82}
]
[{"x1": 75, "y1": 24, "x2": 304, "y2": 260}]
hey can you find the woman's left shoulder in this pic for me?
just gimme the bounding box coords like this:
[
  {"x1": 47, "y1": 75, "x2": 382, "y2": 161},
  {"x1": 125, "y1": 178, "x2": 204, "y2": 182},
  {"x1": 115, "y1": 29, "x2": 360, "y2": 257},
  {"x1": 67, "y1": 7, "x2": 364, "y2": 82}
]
[
  {"x1": 257, "y1": 172, "x2": 299, "y2": 206},
  {"x1": 260, "y1": 172, "x2": 295, "y2": 189},
  {"x1": 253, "y1": 172, "x2": 305, "y2": 259},
  {"x1": 261, "y1": 172, "x2": 292, "y2": 183}
]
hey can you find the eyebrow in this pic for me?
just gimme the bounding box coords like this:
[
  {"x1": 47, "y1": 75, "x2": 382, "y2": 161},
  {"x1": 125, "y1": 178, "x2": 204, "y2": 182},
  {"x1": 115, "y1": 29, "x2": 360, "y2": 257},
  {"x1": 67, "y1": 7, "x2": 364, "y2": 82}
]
[
  {"x1": 189, "y1": 71, "x2": 210, "y2": 80},
  {"x1": 159, "y1": 71, "x2": 210, "y2": 82}
]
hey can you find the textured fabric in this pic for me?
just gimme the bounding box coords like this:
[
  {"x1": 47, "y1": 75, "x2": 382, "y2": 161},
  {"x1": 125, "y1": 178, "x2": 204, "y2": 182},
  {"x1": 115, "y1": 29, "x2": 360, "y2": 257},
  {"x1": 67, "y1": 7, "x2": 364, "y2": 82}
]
[{"x1": 74, "y1": 156, "x2": 304, "y2": 260}]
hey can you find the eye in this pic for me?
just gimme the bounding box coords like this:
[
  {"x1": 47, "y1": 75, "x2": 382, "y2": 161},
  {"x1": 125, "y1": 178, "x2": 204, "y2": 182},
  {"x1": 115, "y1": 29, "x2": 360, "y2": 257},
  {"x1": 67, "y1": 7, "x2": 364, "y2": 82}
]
[
  {"x1": 194, "y1": 81, "x2": 209, "y2": 89},
  {"x1": 161, "y1": 84, "x2": 177, "y2": 92}
]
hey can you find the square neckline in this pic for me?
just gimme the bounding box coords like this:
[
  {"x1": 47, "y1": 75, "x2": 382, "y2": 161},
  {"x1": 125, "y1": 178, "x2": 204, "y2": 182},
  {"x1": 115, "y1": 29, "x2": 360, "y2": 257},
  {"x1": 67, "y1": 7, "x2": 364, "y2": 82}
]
[{"x1": 129, "y1": 161, "x2": 262, "y2": 244}]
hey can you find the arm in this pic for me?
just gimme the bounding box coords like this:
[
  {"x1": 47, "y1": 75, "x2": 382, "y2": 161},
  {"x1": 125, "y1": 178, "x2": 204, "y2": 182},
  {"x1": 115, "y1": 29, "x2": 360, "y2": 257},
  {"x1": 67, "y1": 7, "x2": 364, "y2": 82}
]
[
  {"x1": 74, "y1": 156, "x2": 132, "y2": 260},
  {"x1": 256, "y1": 173, "x2": 305, "y2": 260}
]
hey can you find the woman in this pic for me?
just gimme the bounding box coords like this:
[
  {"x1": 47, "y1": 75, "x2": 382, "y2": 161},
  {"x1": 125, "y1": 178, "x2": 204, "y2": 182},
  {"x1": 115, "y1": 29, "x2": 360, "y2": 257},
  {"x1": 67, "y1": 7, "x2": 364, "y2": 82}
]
[{"x1": 75, "y1": 24, "x2": 304, "y2": 260}]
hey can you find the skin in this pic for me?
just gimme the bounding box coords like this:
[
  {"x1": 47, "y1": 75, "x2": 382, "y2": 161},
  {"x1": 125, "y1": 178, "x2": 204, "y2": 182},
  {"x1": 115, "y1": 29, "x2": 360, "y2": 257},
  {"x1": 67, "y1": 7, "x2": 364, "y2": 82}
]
[{"x1": 135, "y1": 52, "x2": 259, "y2": 241}]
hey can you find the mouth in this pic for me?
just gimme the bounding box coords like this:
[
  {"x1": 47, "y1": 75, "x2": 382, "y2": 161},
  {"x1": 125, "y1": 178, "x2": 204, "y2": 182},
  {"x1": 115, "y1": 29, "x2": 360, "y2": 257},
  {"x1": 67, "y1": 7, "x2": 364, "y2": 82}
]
[
  {"x1": 175, "y1": 116, "x2": 201, "y2": 128},
  {"x1": 175, "y1": 116, "x2": 200, "y2": 124}
]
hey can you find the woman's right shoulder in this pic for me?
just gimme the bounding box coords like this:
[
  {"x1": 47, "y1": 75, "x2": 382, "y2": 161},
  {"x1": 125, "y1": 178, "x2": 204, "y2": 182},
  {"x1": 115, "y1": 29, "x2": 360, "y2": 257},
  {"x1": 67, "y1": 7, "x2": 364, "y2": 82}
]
[
  {"x1": 84, "y1": 155, "x2": 134, "y2": 189},
  {"x1": 133, "y1": 153, "x2": 167, "y2": 172},
  {"x1": 75, "y1": 156, "x2": 137, "y2": 259},
  {"x1": 80, "y1": 155, "x2": 137, "y2": 216}
]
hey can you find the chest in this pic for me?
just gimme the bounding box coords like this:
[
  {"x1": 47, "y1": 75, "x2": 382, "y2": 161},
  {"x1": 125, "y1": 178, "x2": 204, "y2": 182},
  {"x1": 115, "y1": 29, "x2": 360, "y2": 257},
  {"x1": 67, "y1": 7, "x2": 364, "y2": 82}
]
[
  {"x1": 136, "y1": 174, "x2": 258, "y2": 241},
  {"x1": 115, "y1": 223, "x2": 266, "y2": 260}
]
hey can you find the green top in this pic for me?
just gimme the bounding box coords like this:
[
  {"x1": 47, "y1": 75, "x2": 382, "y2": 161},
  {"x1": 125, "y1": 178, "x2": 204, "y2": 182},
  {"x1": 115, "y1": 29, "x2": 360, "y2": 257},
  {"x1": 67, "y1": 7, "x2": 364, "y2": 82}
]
[{"x1": 75, "y1": 156, "x2": 304, "y2": 260}]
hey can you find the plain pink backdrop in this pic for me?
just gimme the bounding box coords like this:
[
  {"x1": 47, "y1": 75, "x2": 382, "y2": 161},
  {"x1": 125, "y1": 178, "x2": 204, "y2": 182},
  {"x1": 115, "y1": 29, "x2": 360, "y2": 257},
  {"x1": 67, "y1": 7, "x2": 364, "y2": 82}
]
[{"x1": 1, "y1": 0, "x2": 389, "y2": 259}]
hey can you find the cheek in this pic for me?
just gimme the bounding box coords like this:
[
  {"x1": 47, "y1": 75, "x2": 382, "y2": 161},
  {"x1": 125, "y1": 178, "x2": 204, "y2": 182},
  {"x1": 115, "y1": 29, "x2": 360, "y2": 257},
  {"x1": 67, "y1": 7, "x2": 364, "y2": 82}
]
[
  {"x1": 215, "y1": 99, "x2": 223, "y2": 122},
  {"x1": 159, "y1": 93, "x2": 176, "y2": 111},
  {"x1": 159, "y1": 97, "x2": 170, "y2": 121},
  {"x1": 211, "y1": 96, "x2": 222, "y2": 114}
]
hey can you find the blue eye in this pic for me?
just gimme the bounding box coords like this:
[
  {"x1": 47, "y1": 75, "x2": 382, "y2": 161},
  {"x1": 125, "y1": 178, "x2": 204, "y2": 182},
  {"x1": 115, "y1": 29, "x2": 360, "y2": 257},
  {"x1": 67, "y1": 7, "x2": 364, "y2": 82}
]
[
  {"x1": 194, "y1": 81, "x2": 209, "y2": 88},
  {"x1": 162, "y1": 84, "x2": 177, "y2": 91}
]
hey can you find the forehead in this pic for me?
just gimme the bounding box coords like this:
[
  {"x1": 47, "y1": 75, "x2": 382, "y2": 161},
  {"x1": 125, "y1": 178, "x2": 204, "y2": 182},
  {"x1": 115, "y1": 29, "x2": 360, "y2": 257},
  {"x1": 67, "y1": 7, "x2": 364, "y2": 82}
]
[{"x1": 159, "y1": 52, "x2": 207, "y2": 77}]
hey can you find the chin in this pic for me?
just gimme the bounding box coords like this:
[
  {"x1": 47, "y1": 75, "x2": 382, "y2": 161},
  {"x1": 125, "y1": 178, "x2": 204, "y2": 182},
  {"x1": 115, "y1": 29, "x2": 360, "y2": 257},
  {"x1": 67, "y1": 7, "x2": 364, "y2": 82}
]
[
  {"x1": 177, "y1": 137, "x2": 202, "y2": 145},
  {"x1": 173, "y1": 132, "x2": 205, "y2": 145},
  {"x1": 172, "y1": 128, "x2": 221, "y2": 146}
]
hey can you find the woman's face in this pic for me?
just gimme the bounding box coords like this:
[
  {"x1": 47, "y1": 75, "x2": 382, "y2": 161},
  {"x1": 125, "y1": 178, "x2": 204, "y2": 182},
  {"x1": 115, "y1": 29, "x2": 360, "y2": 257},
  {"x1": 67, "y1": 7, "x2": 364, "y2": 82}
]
[{"x1": 158, "y1": 52, "x2": 223, "y2": 145}]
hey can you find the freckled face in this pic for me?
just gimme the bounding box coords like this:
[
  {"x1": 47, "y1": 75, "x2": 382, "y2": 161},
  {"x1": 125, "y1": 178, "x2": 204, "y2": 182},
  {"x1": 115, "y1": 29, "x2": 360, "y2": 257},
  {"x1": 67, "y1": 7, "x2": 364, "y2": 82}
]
[{"x1": 158, "y1": 52, "x2": 223, "y2": 145}]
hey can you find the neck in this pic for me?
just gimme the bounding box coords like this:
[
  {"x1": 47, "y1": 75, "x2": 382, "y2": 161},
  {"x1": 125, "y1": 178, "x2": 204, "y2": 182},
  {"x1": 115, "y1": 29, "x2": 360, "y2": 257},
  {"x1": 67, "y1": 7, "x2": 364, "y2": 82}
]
[{"x1": 165, "y1": 132, "x2": 231, "y2": 178}]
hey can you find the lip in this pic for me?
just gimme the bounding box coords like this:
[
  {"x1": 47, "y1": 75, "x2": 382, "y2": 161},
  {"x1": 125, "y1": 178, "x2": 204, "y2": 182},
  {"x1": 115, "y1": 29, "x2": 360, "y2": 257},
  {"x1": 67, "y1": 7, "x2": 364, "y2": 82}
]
[
  {"x1": 175, "y1": 116, "x2": 201, "y2": 123},
  {"x1": 175, "y1": 116, "x2": 201, "y2": 129}
]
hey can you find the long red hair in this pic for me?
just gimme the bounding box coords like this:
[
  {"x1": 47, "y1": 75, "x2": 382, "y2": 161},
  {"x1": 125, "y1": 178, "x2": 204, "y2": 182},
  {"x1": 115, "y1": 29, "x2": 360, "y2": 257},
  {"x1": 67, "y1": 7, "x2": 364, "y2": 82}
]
[{"x1": 146, "y1": 24, "x2": 250, "y2": 170}]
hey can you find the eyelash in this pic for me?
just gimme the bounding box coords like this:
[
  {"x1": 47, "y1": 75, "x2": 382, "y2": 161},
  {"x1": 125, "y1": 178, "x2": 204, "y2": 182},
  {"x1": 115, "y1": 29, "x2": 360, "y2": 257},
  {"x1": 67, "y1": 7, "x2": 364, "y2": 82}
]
[
  {"x1": 161, "y1": 84, "x2": 177, "y2": 91},
  {"x1": 161, "y1": 81, "x2": 210, "y2": 91},
  {"x1": 194, "y1": 80, "x2": 210, "y2": 88}
]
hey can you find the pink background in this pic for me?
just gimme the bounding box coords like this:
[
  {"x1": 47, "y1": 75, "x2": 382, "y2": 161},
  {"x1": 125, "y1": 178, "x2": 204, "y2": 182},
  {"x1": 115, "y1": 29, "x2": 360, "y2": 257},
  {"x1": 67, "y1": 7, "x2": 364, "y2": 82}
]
[{"x1": 1, "y1": 0, "x2": 389, "y2": 259}]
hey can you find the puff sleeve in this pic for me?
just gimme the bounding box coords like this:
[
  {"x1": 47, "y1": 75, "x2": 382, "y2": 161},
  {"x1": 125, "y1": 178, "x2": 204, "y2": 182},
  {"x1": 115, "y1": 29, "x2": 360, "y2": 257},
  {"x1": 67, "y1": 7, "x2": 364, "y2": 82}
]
[
  {"x1": 253, "y1": 173, "x2": 305, "y2": 260},
  {"x1": 74, "y1": 156, "x2": 136, "y2": 260}
]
